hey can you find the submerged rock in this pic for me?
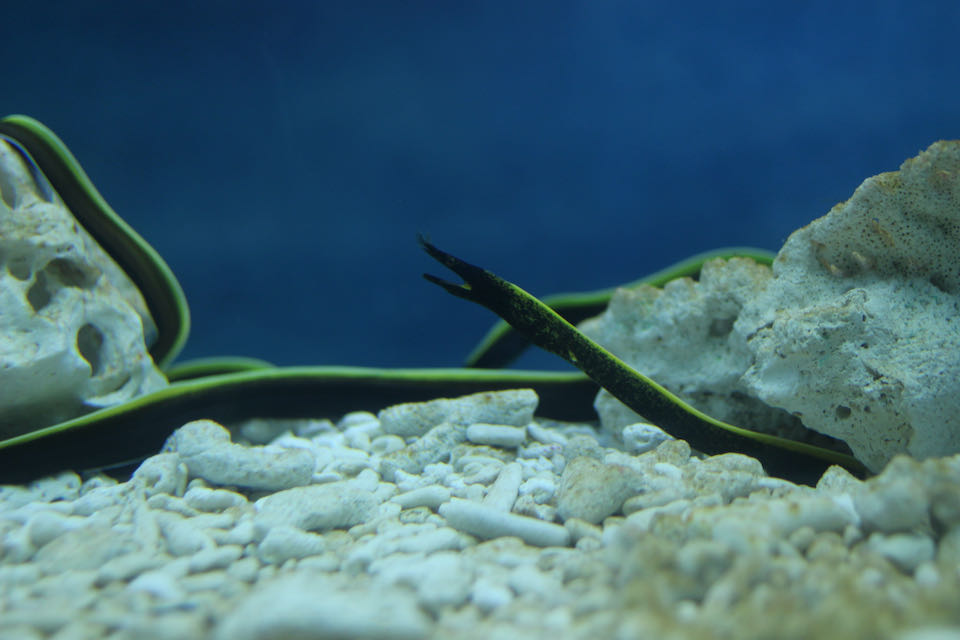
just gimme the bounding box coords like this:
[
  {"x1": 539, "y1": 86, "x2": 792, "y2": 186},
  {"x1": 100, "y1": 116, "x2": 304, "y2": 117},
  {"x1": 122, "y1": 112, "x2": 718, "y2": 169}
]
[
  {"x1": 0, "y1": 138, "x2": 166, "y2": 438},
  {"x1": 581, "y1": 140, "x2": 960, "y2": 473},
  {"x1": 740, "y1": 140, "x2": 960, "y2": 473},
  {"x1": 579, "y1": 256, "x2": 810, "y2": 442}
]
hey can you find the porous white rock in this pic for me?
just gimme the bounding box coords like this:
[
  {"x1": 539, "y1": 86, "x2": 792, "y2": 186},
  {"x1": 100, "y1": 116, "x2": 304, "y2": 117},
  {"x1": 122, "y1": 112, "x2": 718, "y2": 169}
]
[
  {"x1": 579, "y1": 257, "x2": 810, "y2": 443},
  {"x1": 738, "y1": 141, "x2": 960, "y2": 472},
  {"x1": 0, "y1": 139, "x2": 166, "y2": 438},
  {"x1": 581, "y1": 141, "x2": 960, "y2": 472}
]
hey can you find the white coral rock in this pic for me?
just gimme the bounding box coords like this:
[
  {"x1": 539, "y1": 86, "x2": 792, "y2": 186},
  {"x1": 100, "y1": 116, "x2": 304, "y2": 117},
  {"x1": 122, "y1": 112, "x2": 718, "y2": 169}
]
[
  {"x1": 581, "y1": 140, "x2": 960, "y2": 474},
  {"x1": 0, "y1": 138, "x2": 167, "y2": 437},
  {"x1": 739, "y1": 140, "x2": 960, "y2": 473}
]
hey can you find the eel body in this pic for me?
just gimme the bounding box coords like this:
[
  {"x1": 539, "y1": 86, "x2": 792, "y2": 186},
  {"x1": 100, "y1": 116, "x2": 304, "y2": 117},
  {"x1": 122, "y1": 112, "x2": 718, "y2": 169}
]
[
  {"x1": 420, "y1": 238, "x2": 867, "y2": 482},
  {"x1": 0, "y1": 115, "x2": 863, "y2": 486}
]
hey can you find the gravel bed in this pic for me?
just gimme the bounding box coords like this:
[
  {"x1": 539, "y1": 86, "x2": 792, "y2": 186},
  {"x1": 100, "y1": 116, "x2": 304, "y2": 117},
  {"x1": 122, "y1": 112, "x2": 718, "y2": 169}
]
[{"x1": 1, "y1": 388, "x2": 959, "y2": 640}]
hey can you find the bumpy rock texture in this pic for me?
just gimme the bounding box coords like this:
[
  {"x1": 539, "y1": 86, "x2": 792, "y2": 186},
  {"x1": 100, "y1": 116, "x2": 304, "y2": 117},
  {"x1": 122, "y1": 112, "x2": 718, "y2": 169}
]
[
  {"x1": 580, "y1": 258, "x2": 813, "y2": 444},
  {"x1": 739, "y1": 141, "x2": 960, "y2": 473},
  {"x1": 0, "y1": 138, "x2": 166, "y2": 438},
  {"x1": 2, "y1": 389, "x2": 960, "y2": 639},
  {"x1": 582, "y1": 140, "x2": 960, "y2": 473}
]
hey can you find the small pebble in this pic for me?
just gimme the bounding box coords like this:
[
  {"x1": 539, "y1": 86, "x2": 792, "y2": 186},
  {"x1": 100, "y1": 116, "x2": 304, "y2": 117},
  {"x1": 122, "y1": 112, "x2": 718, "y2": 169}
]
[
  {"x1": 483, "y1": 462, "x2": 523, "y2": 511},
  {"x1": 128, "y1": 570, "x2": 185, "y2": 600},
  {"x1": 866, "y1": 532, "x2": 936, "y2": 574},
  {"x1": 157, "y1": 512, "x2": 215, "y2": 556},
  {"x1": 371, "y1": 434, "x2": 405, "y2": 456},
  {"x1": 213, "y1": 573, "x2": 431, "y2": 640},
  {"x1": 26, "y1": 511, "x2": 88, "y2": 548},
  {"x1": 556, "y1": 456, "x2": 640, "y2": 524},
  {"x1": 189, "y1": 545, "x2": 244, "y2": 573},
  {"x1": 391, "y1": 486, "x2": 451, "y2": 511},
  {"x1": 183, "y1": 487, "x2": 248, "y2": 512},
  {"x1": 471, "y1": 576, "x2": 514, "y2": 613},
  {"x1": 171, "y1": 420, "x2": 315, "y2": 490},
  {"x1": 621, "y1": 422, "x2": 672, "y2": 454},
  {"x1": 255, "y1": 482, "x2": 379, "y2": 532},
  {"x1": 258, "y1": 526, "x2": 326, "y2": 564},
  {"x1": 527, "y1": 422, "x2": 567, "y2": 446},
  {"x1": 440, "y1": 498, "x2": 570, "y2": 547},
  {"x1": 466, "y1": 423, "x2": 527, "y2": 448}
]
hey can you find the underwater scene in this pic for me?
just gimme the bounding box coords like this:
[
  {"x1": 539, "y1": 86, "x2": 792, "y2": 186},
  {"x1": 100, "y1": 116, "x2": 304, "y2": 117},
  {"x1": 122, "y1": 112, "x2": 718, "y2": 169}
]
[{"x1": 1, "y1": 2, "x2": 960, "y2": 639}]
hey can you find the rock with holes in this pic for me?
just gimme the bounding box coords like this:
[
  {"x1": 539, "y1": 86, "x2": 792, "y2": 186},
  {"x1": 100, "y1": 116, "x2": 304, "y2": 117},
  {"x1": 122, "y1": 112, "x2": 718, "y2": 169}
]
[
  {"x1": 578, "y1": 257, "x2": 811, "y2": 445},
  {"x1": 737, "y1": 140, "x2": 960, "y2": 473},
  {"x1": 0, "y1": 138, "x2": 166, "y2": 438},
  {"x1": 581, "y1": 140, "x2": 960, "y2": 474}
]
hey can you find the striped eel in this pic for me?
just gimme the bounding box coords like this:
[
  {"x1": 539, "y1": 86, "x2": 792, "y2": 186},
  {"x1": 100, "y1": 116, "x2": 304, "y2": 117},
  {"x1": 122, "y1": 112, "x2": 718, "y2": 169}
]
[{"x1": 0, "y1": 115, "x2": 865, "y2": 484}]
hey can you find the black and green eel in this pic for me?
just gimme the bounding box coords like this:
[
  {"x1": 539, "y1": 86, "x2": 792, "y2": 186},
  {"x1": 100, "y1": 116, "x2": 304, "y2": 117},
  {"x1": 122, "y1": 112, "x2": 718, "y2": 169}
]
[{"x1": 0, "y1": 115, "x2": 866, "y2": 485}]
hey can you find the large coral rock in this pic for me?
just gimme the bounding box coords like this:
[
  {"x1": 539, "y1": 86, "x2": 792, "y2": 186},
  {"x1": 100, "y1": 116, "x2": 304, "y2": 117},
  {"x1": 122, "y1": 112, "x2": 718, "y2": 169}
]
[
  {"x1": 0, "y1": 138, "x2": 167, "y2": 438},
  {"x1": 738, "y1": 141, "x2": 960, "y2": 473},
  {"x1": 581, "y1": 141, "x2": 960, "y2": 474},
  {"x1": 579, "y1": 258, "x2": 812, "y2": 443}
]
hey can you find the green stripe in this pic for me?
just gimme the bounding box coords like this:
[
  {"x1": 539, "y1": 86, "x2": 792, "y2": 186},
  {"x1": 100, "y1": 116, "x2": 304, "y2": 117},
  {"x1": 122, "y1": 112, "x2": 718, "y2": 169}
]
[
  {"x1": 0, "y1": 115, "x2": 866, "y2": 487},
  {"x1": 165, "y1": 356, "x2": 276, "y2": 382},
  {"x1": 421, "y1": 237, "x2": 867, "y2": 482},
  {"x1": 0, "y1": 115, "x2": 190, "y2": 368},
  {"x1": 466, "y1": 246, "x2": 777, "y2": 368},
  {"x1": 0, "y1": 367, "x2": 597, "y2": 484},
  {"x1": 0, "y1": 116, "x2": 601, "y2": 483}
]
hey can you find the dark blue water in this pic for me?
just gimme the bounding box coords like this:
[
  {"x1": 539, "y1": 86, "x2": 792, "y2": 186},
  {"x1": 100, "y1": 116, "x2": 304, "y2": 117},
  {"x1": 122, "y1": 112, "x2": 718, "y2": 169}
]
[{"x1": 3, "y1": 2, "x2": 957, "y2": 370}]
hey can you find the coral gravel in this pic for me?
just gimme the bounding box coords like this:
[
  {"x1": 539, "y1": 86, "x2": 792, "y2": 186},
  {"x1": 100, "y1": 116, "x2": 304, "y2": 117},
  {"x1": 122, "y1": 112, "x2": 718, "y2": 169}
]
[{"x1": 0, "y1": 389, "x2": 958, "y2": 639}]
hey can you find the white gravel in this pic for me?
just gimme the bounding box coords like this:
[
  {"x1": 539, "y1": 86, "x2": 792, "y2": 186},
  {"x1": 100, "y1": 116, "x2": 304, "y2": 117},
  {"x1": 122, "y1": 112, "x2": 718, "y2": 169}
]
[{"x1": 1, "y1": 388, "x2": 960, "y2": 639}]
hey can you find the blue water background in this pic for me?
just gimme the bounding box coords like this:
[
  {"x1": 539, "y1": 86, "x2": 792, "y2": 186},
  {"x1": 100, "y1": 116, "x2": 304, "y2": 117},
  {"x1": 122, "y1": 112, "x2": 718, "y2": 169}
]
[{"x1": 2, "y1": 2, "x2": 958, "y2": 370}]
